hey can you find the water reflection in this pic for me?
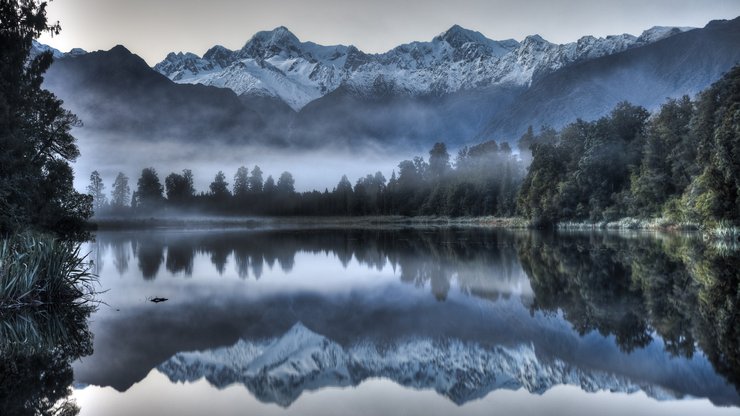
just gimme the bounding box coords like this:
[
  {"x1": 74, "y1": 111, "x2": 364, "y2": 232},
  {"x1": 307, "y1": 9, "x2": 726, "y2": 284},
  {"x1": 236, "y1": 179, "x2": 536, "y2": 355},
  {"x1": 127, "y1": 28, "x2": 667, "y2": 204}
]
[
  {"x1": 90, "y1": 229, "x2": 527, "y2": 301},
  {"x1": 519, "y1": 231, "x2": 740, "y2": 391},
  {"x1": 77, "y1": 228, "x2": 739, "y2": 411},
  {"x1": 0, "y1": 306, "x2": 94, "y2": 416}
]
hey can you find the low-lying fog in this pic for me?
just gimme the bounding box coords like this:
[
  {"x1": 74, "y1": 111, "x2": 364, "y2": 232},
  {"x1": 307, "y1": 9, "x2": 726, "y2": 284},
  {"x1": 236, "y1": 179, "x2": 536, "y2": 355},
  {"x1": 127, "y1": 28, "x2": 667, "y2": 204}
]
[{"x1": 71, "y1": 131, "x2": 418, "y2": 194}]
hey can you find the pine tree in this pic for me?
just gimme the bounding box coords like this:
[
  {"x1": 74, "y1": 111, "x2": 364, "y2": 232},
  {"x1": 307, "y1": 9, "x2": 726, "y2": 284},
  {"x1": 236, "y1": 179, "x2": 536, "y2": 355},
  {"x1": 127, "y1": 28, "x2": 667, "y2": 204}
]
[
  {"x1": 87, "y1": 171, "x2": 108, "y2": 212},
  {"x1": 248, "y1": 165, "x2": 264, "y2": 193},
  {"x1": 277, "y1": 172, "x2": 295, "y2": 194},
  {"x1": 263, "y1": 175, "x2": 276, "y2": 194},
  {"x1": 110, "y1": 172, "x2": 131, "y2": 208},
  {"x1": 233, "y1": 166, "x2": 249, "y2": 198}
]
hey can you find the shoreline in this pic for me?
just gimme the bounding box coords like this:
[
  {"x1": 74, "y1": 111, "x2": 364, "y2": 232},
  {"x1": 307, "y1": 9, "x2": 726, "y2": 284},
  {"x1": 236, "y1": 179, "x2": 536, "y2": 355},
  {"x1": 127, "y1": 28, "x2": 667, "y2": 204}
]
[
  {"x1": 88, "y1": 215, "x2": 530, "y2": 231},
  {"x1": 87, "y1": 215, "x2": 740, "y2": 244}
]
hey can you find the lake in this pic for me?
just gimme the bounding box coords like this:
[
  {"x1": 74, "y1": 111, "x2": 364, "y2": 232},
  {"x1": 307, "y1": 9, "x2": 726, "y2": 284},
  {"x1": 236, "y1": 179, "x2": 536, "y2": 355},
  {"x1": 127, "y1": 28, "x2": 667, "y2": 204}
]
[{"x1": 9, "y1": 227, "x2": 739, "y2": 415}]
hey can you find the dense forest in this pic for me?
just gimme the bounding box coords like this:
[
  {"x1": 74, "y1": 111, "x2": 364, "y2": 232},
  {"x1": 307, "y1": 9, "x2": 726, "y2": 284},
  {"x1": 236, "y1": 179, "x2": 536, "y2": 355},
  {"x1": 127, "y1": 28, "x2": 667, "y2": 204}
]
[
  {"x1": 89, "y1": 64, "x2": 740, "y2": 229},
  {"x1": 519, "y1": 65, "x2": 740, "y2": 227}
]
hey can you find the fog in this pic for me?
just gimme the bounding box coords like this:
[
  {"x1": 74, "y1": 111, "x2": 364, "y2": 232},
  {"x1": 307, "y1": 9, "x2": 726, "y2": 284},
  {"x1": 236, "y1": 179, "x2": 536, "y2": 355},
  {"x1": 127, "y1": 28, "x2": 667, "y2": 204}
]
[{"x1": 71, "y1": 130, "x2": 413, "y2": 194}]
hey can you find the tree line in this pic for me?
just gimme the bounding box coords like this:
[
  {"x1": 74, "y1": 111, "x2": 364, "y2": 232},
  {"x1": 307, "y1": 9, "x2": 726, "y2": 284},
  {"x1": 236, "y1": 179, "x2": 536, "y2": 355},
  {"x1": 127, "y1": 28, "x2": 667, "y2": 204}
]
[
  {"x1": 89, "y1": 65, "x2": 739, "y2": 226},
  {"x1": 88, "y1": 140, "x2": 525, "y2": 217},
  {"x1": 4, "y1": 0, "x2": 738, "y2": 234},
  {"x1": 519, "y1": 65, "x2": 740, "y2": 227}
]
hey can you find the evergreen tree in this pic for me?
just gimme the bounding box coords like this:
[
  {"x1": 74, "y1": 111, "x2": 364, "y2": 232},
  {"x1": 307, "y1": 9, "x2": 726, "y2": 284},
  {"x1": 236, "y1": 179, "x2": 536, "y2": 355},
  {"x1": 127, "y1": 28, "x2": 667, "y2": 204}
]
[
  {"x1": 0, "y1": 0, "x2": 92, "y2": 234},
  {"x1": 233, "y1": 166, "x2": 249, "y2": 198},
  {"x1": 209, "y1": 171, "x2": 231, "y2": 199},
  {"x1": 277, "y1": 172, "x2": 295, "y2": 194},
  {"x1": 335, "y1": 175, "x2": 353, "y2": 214},
  {"x1": 136, "y1": 168, "x2": 164, "y2": 210},
  {"x1": 263, "y1": 175, "x2": 276, "y2": 194},
  {"x1": 87, "y1": 171, "x2": 107, "y2": 212},
  {"x1": 428, "y1": 142, "x2": 450, "y2": 180},
  {"x1": 248, "y1": 165, "x2": 263, "y2": 193},
  {"x1": 110, "y1": 172, "x2": 131, "y2": 208},
  {"x1": 165, "y1": 170, "x2": 195, "y2": 204}
]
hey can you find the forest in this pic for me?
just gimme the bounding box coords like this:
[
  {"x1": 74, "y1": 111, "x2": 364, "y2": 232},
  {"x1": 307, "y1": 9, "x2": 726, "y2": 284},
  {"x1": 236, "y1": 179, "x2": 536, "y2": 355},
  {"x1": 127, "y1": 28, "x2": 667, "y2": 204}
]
[
  {"x1": 519, "y1": 65, "x2": 740, "y2": 227},
  {"x1": 86, "y1": 64, "x2": 740, "y2": 230},
  {"x1": 88, "y1": 140, "x2": 523, "y2": 218},
  {"x1": 1, "y1": 0, "x2": 739, "y2": 236}
]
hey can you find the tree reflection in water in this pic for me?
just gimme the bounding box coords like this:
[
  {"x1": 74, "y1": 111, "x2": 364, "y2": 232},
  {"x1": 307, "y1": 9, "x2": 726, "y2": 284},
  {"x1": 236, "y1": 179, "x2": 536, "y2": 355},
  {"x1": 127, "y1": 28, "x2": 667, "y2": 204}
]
[
  {"x1": 90, "y1": 228, "x2": 739, "y2": 394},
  {"x1": 0, "y1": 306, "x2": 94, "y2": 416},
  {"x1": 518, "y1": 231, "x2": 740, "y2": 393}
]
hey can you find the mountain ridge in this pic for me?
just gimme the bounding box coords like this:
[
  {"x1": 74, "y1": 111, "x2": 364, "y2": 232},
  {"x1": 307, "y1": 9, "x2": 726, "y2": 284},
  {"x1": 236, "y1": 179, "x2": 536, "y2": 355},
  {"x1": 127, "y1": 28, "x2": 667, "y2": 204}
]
[
  {"x1": 35, "y1": 17, "x2": 740, "y2": 149},
  {"x1": 152, "y1": 23, "x2": 694, "y2": 111}
]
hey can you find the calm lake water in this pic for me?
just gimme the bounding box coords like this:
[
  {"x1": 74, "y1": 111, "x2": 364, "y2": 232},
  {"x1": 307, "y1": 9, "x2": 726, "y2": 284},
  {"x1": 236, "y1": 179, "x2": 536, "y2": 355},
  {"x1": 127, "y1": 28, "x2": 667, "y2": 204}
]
[{"x1": 9, "y1": 227, "x2": 740, "y2": 415}]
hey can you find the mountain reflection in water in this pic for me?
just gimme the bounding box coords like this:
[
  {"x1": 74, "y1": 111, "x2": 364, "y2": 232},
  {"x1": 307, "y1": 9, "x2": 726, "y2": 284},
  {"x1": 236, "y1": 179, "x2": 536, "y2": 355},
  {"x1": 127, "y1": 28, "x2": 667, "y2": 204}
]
[{"x1": 71, "y1": 228, "x2": 739, "y2": 412}]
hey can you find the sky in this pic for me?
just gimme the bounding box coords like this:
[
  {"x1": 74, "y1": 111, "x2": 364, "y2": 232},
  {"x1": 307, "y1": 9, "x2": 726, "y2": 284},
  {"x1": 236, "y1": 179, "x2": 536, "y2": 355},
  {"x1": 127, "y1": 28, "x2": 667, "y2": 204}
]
[{"x1": 39, "y1": 0, "x2": 740, "y2": 65}]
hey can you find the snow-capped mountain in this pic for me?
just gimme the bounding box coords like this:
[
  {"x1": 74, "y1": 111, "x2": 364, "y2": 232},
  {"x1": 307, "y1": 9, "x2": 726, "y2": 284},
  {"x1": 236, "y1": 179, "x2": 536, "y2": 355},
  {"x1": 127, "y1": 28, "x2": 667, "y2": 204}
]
[
  {"x1": 39, "y1": 17, "x2": 738, "y2": 148},
  {"x1": 158, "y1": 322, "x2": 678, "y2": 407},
  {"x1": 154, "y1": 25, "x2": 693, "y2": 111},
  {"x1": 29, "y1": 40, "x2": 86, "y2": 61}
]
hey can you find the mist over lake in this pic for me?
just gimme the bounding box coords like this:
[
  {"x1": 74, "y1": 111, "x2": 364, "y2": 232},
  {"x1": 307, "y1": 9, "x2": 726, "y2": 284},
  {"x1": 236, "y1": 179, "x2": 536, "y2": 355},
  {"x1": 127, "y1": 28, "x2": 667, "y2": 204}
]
[{"x1": 2, "y1": 1, "x2": 740, "y2": 415}]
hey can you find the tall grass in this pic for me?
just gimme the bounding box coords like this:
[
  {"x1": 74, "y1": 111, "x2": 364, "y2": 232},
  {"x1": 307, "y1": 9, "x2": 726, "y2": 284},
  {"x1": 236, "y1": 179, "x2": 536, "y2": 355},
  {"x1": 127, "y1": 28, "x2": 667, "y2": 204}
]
[{"x1": 0, "y1": 233, "x2": 97, "y2": 310}]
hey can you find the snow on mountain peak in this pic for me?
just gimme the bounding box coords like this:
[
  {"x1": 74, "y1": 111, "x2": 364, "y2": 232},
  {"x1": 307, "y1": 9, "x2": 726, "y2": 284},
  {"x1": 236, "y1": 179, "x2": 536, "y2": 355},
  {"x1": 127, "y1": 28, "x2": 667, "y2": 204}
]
[
  {"x1": 152, "y1": 24, "x2": 694, "y2": 110},
  {"x1": 637, "y1": 26, "x2": 694, "y2": 44},
  {"x1": 157, "y1": 324, "x2": 681, "y2": 407},
  {"x1": 244, "y1": 26, "x2": 301, "y2": 53},
  {"x1": 435, "y1": 24, "x2": 519, "y2": 59},
  {"x1": 439, "y1": 25, "x2": 490, "y2": 47},
  {"x1": 30, "y1": 40, "x2": 64, "y2": 60},
  {"x1": 30, "y1": 40, "x2": 87, "y2": 61}
]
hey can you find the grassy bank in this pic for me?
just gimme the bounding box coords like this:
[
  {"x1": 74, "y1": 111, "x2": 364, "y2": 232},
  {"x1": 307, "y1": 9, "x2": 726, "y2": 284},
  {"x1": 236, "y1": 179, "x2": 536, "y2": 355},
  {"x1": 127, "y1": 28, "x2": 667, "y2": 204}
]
[
  {"x1": 0, "y1": 233, "x2": 97, "y2": 310},
  {"x1": 555, "y1": 217, "x2": 700, "y2": 232}
]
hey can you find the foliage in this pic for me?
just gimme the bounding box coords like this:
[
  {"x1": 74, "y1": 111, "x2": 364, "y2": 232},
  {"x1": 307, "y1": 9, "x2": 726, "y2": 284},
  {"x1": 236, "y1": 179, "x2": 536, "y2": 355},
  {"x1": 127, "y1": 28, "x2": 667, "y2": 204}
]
[
  {"x1": 518, "y1": 66, "x2": 740, "y2": 228},
  {"x1": 86, "y1": 170, "x2": 107, "y2": 212},
  {"x1": 165, "y1": 169, "x2": 194, "y2": 204},
  {"x1": 110, "y1": 172, "x2": 131, "y2": 209},
  {"x1": 0, "y1": 0, "x2": 92, "y2": 235},
  {"x1": 90, "y1": 139, "x2": 525, "y2": 218},
  {"x1": 517, "y1": 231, "x2": 740, "y2": 392},
  {"x1": 133, "y1": 167, "x2": 164, "y2": 211},
  {"x1": 0, "y1": 232, "x2": 97, "y2": 309},
  {"x1": 232, "y1": 166, "x2": 249, "y2": 198},
  {"x1": 209, "y1": 170, "x2": 230, "y2": 200}
]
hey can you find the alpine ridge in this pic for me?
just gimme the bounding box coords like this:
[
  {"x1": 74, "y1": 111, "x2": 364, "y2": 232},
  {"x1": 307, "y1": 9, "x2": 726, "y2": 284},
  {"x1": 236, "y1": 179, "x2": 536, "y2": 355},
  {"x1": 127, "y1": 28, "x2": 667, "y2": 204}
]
[
  {"x1": 38, "y1": 17, "x2": 740, "y2": 149},
  {"x1": 153, "y1": 24, "x2": 693, "y2": 111}
]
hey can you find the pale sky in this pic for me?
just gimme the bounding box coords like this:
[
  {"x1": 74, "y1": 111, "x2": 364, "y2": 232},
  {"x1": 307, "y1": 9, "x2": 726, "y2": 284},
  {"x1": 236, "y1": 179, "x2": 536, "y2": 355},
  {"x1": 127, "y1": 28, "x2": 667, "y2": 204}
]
[{"x1": 39, "y1": 0, "x2": 740, "y2": 65}]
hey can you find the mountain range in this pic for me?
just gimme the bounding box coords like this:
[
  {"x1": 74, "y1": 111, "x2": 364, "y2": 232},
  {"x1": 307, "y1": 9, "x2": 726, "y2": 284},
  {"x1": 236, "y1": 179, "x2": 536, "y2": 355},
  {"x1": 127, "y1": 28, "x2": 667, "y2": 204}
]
[
  {"x1": 152, "y1": 25, "x2": 689, "y2": 111},
  {"x1": 38, "y1": 17, "x2": 740, "y2": 149},
  {"x1": 157, "y1": 322, "x2": 730, "y2": 407}
]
